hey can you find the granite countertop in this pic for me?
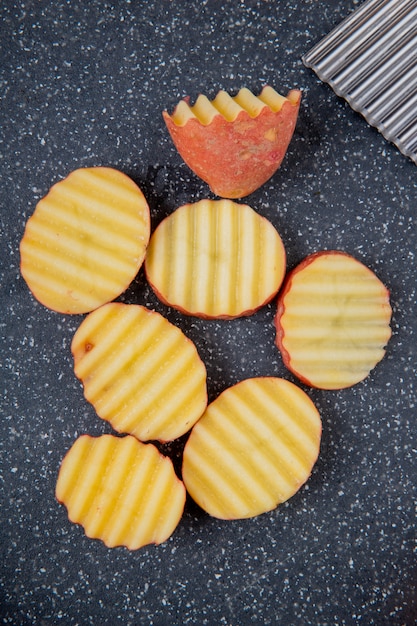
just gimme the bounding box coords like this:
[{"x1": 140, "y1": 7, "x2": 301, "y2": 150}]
[{"x1": 1, "y1": 1, "x2": 416, "y2": 624}]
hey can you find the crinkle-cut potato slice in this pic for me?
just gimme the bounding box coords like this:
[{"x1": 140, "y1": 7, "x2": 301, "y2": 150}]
[
  {"x1": 274, "y1": 251, "x2": 392, "y2": 390},
  {"x1": 20, "y1": 167, "x2": 151, "y2": 314},
  {"x1": 182, "y1": 377, "x2": 321, "y2": 520},
  {"x1": 163, "y1": 86, "x2": 301, "y2": 198},
  {"x1": 56, "y1": 434, "x2": 186, "y2": 550},
  {"x1": 71, "y1": 302, "x2": 207, "y2": 442},
  {"x1": 145, "y1": 199, "x2": 286, "y2": 319}
]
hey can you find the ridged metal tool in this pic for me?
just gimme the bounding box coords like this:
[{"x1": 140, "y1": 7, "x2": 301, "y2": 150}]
[{"x1": 302, "y1": 0, "x2": 417, "y2": 165}]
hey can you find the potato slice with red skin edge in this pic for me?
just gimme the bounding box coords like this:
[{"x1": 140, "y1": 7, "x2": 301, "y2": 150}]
[
  {"x1": 274, "y1": 250, "x2": 392, "y2": 390},
  {"x1": 182, "y1": 377, "x2": 322, "y2": 520},
  {"x1": 20, "y1": 167, "x2": 151, "y2": 314},
  {"x1": 144, "y1": 199, "x2": 286, "y2": 319},
  {"x1": 71, "y1": 302, "x2": 208, "y2": 442},
  {"x1": 55, "y1": 434, "x2": 186, "y2": 550},
  {"x1": 163, "y1": 87, "x2": 301, "y2": 198}
]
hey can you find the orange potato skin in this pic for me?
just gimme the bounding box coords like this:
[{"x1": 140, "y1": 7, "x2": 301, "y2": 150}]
[
  {"x1": 163, "y1": 90, "x2": 301, "y2": 199},
  {"x1": 274, "y1": 250, "x2": 391, "y2": 388}
]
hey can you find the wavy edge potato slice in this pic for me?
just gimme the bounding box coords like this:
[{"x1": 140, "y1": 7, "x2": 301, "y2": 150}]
[
  {"x1": 20, "y1": 167, "x2": 151, "y2": 314},
  {"x1": 55, "y1": 434, "x2": 186, "y2": 550},
  {"x1": 182, "y1": 377, "x2": 321, "y2": 520},
  {"x1": 163, "y1": 86, "x2": 301, "y2": 198},
  {"x1": 145, "y1": 198, "x2": 286, "y2": 319},
  {"x1": 71, "y1": 302, "x2": 208, "y2": 442},
  {"x1": 274, "y1": 250, "x2": 393, "y2": 389}
]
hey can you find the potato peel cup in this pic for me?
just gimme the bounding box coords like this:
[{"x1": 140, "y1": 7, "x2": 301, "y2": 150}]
[
  {"x1": 71, "y1": 302, "x2": 208, "y2": 442},
  {"x1": 55, "y1": 434, "x2": 186, "y2": 550},
  {"x1": 275, "y1": 251, "x2": 393, "y2": 389},
  {"x1": 20, "y1": 167, "x2": 151, "y2": 314},
  {"x1": 163, "y1": 86, "x2": 301, "y2": 198},
  {"x1": 182, "y1": 377, "x2": 322, "y2": 520},
  {"x1": 145, "y1": 199, "x2": 286, "y2": 319}
]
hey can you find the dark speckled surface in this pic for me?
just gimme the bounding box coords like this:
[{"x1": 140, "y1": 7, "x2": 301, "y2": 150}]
[{"x1": 1, "y1": 1, "x2": 416, "y2": 624}]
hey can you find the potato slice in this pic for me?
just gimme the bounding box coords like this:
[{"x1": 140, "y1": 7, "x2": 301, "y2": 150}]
[
  {"x1": 163, "y1": 86, "x2": 301, "y2": 198},
  {"x1": 56, "y1": 434, "x2": 186, "y2": 549},
  {"x1": 145, "y1": 199, "x2": 286, "y2": 319},
  {"x1": 275, "y1": 251, "x2": 392, "y2": 389},
  {"x1": 182, "y1": 377, "x2": 321, "y2": 520},
  {"x1": 71, "y1": 302, "x2": 207, "y2": 442},
  {"x1": 20, "y1": 167, "x2": 151, "y2": 314}
]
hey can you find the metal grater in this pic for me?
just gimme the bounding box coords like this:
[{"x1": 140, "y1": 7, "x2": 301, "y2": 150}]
[{"x1": 302, "y1": 0, "x2": 417, "y2": 165}]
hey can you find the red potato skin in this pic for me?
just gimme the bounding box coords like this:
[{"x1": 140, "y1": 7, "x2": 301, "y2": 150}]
[
  {"x1": 163, "y1": 90, "x2": 301, "y2": 199},
  {"x1": 274, "y1": 250, "x2": 375, "y2": 388}
]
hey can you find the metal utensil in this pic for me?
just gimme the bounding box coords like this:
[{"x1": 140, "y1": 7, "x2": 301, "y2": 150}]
[{"x1": 303, "y1": 0, "x2": 417, "y2": 164}]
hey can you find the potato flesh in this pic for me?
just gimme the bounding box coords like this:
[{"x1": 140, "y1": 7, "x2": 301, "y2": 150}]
[
  {"x1": 170, "y1": 86, "x2": 292, "y2": 126},
  {"x1": 20, "y1": 167, "x2": 150, "y2": 314},
  {"x1": 276, "y1": 252, "x2": 392, "y2": 389},
  {"x1": 56, "y1": 435, "x2": 186, "y2": 550},
  {"x1": 145, "y1": 199, "x2": 286, "y2": 318},
  {"x1": 182, "y1": 377, "x2": 321, "y2": 520},
  {"x1": 71, "y1": 303, "x2": 208, "y2": 442}
]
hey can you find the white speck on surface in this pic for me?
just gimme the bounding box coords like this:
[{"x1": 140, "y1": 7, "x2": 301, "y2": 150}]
[{"x1": 1, "y1": 1, "x2": 416, "y2": 625}]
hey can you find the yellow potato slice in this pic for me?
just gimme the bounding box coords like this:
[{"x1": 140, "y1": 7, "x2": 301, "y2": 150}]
[
  {"x1": 182, "y1": 377, "x2": 321, "y2": 520},
  {"x1": 20, "y1": 167, "x2": 151, "y2": 314},
  {"x1": 56, "y1": 434, "x2": 186, "y2": 549},
  {"x1": 145, "y1": 199, "x2": 286, "y2": 318},
  {"x1": 71, "y1": 302, "x2": 207, "y2": 442},
  {"x1": 275, "y1": 251, "x2": 392, "y2": 389}
]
